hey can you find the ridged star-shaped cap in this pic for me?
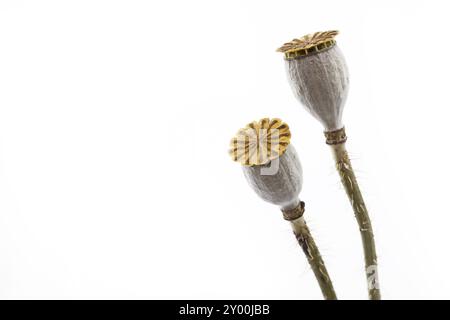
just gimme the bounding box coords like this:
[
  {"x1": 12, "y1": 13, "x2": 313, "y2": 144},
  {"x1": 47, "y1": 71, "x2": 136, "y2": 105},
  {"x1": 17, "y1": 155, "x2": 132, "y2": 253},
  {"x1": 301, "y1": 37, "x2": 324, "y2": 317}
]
[
  {"x1": 229, "y1": 118, "x2": 291, "y2": 166},
  {"x1": 277, "y1": 30, "x2": 339, "y2": 60}
]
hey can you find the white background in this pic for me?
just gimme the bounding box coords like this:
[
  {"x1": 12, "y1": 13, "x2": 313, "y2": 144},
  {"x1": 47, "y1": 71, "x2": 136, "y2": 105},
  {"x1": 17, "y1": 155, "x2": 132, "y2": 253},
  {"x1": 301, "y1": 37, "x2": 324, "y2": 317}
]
[{"x1": 0, "y1": 0, "x2": 448, "y2": 300}]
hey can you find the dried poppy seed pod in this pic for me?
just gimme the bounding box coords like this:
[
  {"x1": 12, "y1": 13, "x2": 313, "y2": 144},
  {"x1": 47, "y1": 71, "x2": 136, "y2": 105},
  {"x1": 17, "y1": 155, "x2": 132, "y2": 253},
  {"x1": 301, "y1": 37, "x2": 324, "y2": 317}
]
[
  {"x1": 277, "y1": 30, "x2": 348, "y2": 131},
  {"x1": 230, "y1": 118, "x2": 302, "y2": 210},
  {"x1": 278, "y1": 32, "x2": 381, "y2": 300},
  {"x1": 229, "y1": 118, "x2": 337, "y2": 300}
]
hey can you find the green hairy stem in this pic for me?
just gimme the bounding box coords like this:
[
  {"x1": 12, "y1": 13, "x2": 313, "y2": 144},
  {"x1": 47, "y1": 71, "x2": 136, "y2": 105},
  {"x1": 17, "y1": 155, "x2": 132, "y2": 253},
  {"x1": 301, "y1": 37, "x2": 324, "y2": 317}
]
[
  {"x1": 331, "y1": 142, "x2": 380, "y2": 300},
  {"x1": 286, "y1": 203, "x2": 337, "y2": 300}
]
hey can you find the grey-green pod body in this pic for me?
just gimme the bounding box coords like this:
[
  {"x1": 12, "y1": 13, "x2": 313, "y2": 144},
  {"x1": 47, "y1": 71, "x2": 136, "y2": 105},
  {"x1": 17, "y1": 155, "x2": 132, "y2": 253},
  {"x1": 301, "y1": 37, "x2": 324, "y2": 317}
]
[
  {"x1": 285, "y1": 46, "x2": 349, "y2": 131},
  {"x1": 242, "y1": 145, "x2": 302, "y2": 210}
]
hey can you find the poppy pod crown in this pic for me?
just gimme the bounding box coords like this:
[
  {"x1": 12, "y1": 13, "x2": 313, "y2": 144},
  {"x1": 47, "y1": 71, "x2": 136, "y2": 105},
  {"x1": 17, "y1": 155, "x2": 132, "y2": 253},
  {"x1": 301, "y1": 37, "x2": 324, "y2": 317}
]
[
  {"x1": 229, "y1": 118, "x2": 291, "y2": 166},
  {"x1": 278, "y1": 30, "x2": 349, "y2": 132},
  {"x1": 277, "y1": 30, "x2": 339, "y2": 60}
]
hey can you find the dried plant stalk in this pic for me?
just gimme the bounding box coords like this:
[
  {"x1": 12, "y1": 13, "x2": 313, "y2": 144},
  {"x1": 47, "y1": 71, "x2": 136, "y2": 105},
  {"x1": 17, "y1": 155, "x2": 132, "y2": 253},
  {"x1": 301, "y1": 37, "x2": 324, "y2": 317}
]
[
  {"x1": 327, "y1": 129, "x2": 380, "y2": 300},
  {"x1": 283, "y1": 202, "x2": 337, "y2": 300}
]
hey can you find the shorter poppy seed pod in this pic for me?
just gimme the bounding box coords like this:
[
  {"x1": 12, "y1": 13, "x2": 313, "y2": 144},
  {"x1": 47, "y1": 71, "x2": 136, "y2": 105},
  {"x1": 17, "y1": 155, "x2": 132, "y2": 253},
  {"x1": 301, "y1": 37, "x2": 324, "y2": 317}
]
[
  {"x1": 277, "y1": 31, "x2": 349, "y2": 131},
  {"x1": 229, "y1": 118, "x2": 302, "y2": 210},
  {"x1": 228, "y1": 119, "x2": 337, "y2": 300}
]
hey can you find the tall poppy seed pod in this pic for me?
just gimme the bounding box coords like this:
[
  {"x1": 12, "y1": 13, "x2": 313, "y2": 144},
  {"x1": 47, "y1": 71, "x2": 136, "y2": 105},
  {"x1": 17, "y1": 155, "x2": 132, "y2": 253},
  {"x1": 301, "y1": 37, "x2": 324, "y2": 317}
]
[
  {"x1": 278, "y1": 30, "x2": 348, "y2": 131},
  {"x1": 278, "y1": 31, "x2": 381, "y2": 300},
  {"x1": 229, "y1": 118, "x2": 337, "y2": 300}
]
